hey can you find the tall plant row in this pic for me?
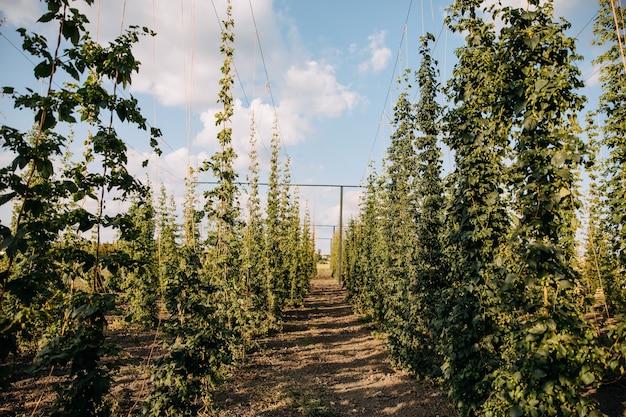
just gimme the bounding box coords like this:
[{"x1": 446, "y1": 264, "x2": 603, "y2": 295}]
[
  {"x1": 340, "y1": 1, "x2": 626, "y2": 416},
  {"x1": 0, "y1": 0, "x2": 317, "y2": 415}
]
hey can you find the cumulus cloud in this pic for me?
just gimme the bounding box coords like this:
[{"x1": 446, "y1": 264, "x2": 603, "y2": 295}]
[
  {"x1": 0, "y1": 0, "x2": 42, "y2": 27},
  {"x1": 193, "y1": 95, "x2": 317, "y2": 174},
  {"x1": 75, "y1": 0, "x2": 361, "y2": 160},
  {"x1": 281, "y1": 61, "x2": 361, "y2": 118},
  {"x1": 193, "y1": 59, "x2": 362, "y2": 171},
  {"x1": 358, "y1": 31, "x2": 392, "y2": 74},
  {"x1": 0, "y1": 0, "x2": 365, "y2": 247},
  {"x1": 1, "y1": 0, "x2": 361, "y2": 148}
]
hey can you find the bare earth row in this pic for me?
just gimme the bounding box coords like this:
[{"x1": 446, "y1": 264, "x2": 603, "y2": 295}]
[{"x1": 212, "y1": 269, "x2": 457, "y2": 417}]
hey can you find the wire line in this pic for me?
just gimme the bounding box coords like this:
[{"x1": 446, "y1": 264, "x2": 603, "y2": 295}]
[{"x1": 361, "y1": 0, "x2": 414, "y2": 183}]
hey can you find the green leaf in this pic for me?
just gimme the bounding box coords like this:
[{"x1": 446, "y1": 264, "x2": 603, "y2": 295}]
[
  {"x1": 528, "y1": 322, "x2": 547, "y2": 335},
  {"x1": 37, "y1": 12, "x2": 56, "y2": 23},
  {"x1": 0, "y1": 192, "x2": 17, "y2": 206},
  {"x1": 551, "y1": 151, "x2": 567, "y2": 166},
  {"x1": 0, "y1": 235, "x2": 28, "y2": 257},
  {"x1": 35, "y1": 158, "x2": 54, "y2": 178},
  {"x1": 524, "y1": 33, "x2": 541, "y2": 50},
  {"x1": 581, "y1": 371, "x2": 595, "y2": 385},
  {"x1": 542, "y1": 380, "x2": 554, "y2": 394},
  {"x1": 509, "y1": 405, "x2": 523, "y2": 417},
  {"x1": 34, "y1": 61, "x2": 53, "y2": 78},
  {"x1": 116, "y1": 105, "x2": 127, "y2": 122},
  {"x1": 534, "y1": 79, "x2": 549, "y2": 91},
  {"x1": 514, "y1": 99, "x2": 527, "y2": 115},
  {"x1": 523, "y1": 115, "x2": 537, "y2": 131},
  {"x1": 505, "y1": 274, "x2": 516, "y2": 285},
  {"x1": 35, "y1": 109, "x2": 56, "y2": 131},
  {"x1": 62, "y1": 20, "x2": 80, "y2": 45},
  {"x1": 557, "y1": 279, "x2": 574, "y2": 290}
]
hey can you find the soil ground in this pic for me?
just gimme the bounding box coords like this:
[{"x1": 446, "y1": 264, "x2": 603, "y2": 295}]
[
  {"x1": 1, "y1": 264, "x2": 625, "y2": 416},
  {"x1": 212, "y1": 265, "x2": 456, "y2": 416}
]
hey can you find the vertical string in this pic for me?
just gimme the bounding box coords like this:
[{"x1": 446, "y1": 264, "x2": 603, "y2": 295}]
[
  {"x1": 120, "y1": 0, "x2": 127, "y2": 35},
  {"x1": 611, "y1": 0, "x2": 626, "y2": 73},
  {"x1": 421, "y1": 0, "x2": 425, "y2": 37}
]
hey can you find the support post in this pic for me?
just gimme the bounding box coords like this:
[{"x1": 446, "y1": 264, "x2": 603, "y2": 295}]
[{"x1": 338, "y1": 186, "x2": 343, "y2": 286}]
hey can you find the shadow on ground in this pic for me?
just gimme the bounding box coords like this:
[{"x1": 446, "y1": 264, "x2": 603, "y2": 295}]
[{"x1": 213, "y1": 274, "x2": 456, "y2": 417}]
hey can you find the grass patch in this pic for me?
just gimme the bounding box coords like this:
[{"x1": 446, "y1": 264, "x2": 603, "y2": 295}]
[{"x1": 286, "y1": 389, "x2": 338, "y2": 417}]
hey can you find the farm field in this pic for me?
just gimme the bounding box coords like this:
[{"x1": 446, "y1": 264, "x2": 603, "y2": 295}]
[
  {"x1": 2, "y1": 267, "x2": 625, "y2": 416},
  {"x1": 3, "y1": 1, "x2": 626, "y2": 416}
]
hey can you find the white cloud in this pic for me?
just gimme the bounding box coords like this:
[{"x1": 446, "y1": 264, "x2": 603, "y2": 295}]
[
  {"x1": 193, "y1": 97, "x2": 311, "y2": 173},
  {"x1": 72, "y1": 0, "x2": 282, "y2": 111},
  {"x1": 358, "y1": 31, "x2": 392, "y2": 74},
  {"x1": 194, "y1": 58, "x2": 362, "y2": 169},
  {"x1": 74, "y1": 0, "x2": 360, "y2": 161},
  {"x1": 583, "y1": 63, "x2": 603, "y2": 88},
  {"x1": 0, "y1": 0, "x2": 364, "y2": 246},
  {"x1": 0, "y1": 0, "x2": 42, "y2": 27},
  {"x1": 281, "y1": 61, "x2": 361, "y2": 118},
  {"x1": 1, "y1": 0, "x2": 361, "y2": 149}
]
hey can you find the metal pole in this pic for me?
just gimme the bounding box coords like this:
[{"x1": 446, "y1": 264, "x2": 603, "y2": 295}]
[{"x1": 338, "y1": 186, "x2": 343, "y2": 285}]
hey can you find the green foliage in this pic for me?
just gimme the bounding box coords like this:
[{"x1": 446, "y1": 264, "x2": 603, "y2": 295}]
[
  {"x1": 588, "y1": 0, "x2": 626, "y2": 315},
  {"x1": 343, "y1": 168, "x2": 387, "y2": 322},
  {"x1": 264, "y1": 117, "x2": 286, "y2": 331},
  {"x1": 491, "y1": 3, "x2": 605, "y2": 416},
  {"x1": 342, "y1": 39, "x2": 447, "y2": 380},
  {"x1": 117, "y1": 188, "x2": 159, "y2": 327},
  {"x1": 343, "y1": 2, "x2": 617, "y2": 417},
  {"x1": 441, "y1": 2, "x2": 511, "y2": 412},
  {"x1": 379, "y1": 68, "x2": 421, "y2": 373},
  {"x1": 146, "y1": 2, "x2": 252, "y2": 413},
  {"x1": 145, "y1": 246, "x2": 233, "y2": 417},
  {"x1": 404, "y1": 33, "x2": 447, "y2": 379},
  {"x1": 241, "y1": 119, "x2": 269, "y2": 335},
  {"x1": 33, "y1": 291, "x2": 118, "y2": 417},
  {"x1": 300, "y1": 206, "x2": 317, "y2": 293},
  {"x1": 0, "y1": 0, "x2": 160, "y2": 410},
  {"x1": 156, "y1": 183, "x2": 180, "y2": 296},
  {"x1": 280, "y1": 163, "x2": 312, "y2": 308}
]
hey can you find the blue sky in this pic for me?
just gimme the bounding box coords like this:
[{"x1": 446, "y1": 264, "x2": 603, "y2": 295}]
[{"x1": 0, "y1": 0, "x2": 604, "y2": 253}]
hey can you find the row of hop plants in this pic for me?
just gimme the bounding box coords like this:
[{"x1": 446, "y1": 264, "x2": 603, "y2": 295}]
[
  {"x1": 337, "y1": 1, "x2": 626, "y2": 416},
  {"x1": 0, "y1": 0, "x2": 317, "y2": 416}
]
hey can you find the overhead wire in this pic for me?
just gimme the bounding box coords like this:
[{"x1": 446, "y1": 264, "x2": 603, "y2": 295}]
[
  {"x1": 421, "y1": 0, "x2": 425, "y2": 38},
  {"x1": 621, "y1": 0, "x2": 626, "y2": 42},
  {"x1": 181, "y1": 0, "x2": 191, "y2": 171},
  {"x1": 247, "y1": 0, "x2": 290, "y2": 160},
  {"x1": 0, "y1": 1, "x2": 216, "y2": 219},
  {"x1": 361, "y1": 0, "x2": 414, "y2": 183},
  {"x1": 88, "y1": 0, "x2": 189, "y2": 180},
  {"x1": 208, "y1": 0, "x2": 272, "y2": 162},
  {"x1": 2, "y1": 1, "x2": 611, "y2": 214},
  {"x1": 98, "y1": 1, "x2": 188, "y2": 181},
  {"x1": 151, "y1": 0, "x2": 159, "y2": 189}
]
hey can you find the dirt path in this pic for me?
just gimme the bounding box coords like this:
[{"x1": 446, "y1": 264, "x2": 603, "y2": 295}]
[{"x1": 213, "y1": 269, "x2": 456, "y2": 417}]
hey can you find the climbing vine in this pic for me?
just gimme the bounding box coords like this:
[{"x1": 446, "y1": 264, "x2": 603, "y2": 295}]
[{"x1": 0, "y1": 1, "x2": 159, "y2": 414}]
